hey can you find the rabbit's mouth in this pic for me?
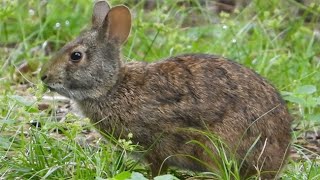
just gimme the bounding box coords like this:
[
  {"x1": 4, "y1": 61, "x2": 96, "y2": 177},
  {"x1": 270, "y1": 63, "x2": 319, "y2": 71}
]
[
  {"x1": 47, "y1": 86, "x2": 56, "y2": 91},
  {"x1": 41, "y1": 83, "x2": 55, "y2": 92},
  {"x1": 44, "y1": 83, "x2": 86, "y2": 100},
  {"x1": 44, "y1": 83, "x2": 69, "y2": 96},
  {"x1": 46, "y1": 83, "x2": 62, "y2": 91},
  {"x1": 47, "y1": 85, "x2": 74, "y2": 99}
]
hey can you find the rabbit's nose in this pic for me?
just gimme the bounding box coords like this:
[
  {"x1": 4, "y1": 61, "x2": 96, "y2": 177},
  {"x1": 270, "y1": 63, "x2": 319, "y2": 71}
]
[{"x1": 41, "y1": 74, "x2": 48, "y2": 82}]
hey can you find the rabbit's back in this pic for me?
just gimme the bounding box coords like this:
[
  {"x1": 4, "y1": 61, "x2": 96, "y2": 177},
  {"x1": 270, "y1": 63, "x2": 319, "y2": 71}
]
[{"x1": 79, "y1": 54, "x2": 291, "y2": 178}]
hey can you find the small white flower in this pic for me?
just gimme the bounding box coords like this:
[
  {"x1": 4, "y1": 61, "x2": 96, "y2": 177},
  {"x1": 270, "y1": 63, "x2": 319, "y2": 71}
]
[
  {"x1": 222, "y1": 25, "x2": 228, "y2": 29},
  {"x1": 65, "y1": 20, "x2": 70, "y2": 26},
  {"x1": 29, "y1": 9, "x2": 35, "y2": 16},
  {"x1": 232, "y1": 39, "x2": 237, "y2": 43},
  {"x1": 55, "y1": 22, "x2": 61, "y2": 29}
]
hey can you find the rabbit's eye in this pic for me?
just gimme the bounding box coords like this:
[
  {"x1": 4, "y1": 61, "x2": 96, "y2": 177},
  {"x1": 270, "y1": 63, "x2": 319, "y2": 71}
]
[{"x1": 70, "y1": 52, "x2": 82, "y2": 62}]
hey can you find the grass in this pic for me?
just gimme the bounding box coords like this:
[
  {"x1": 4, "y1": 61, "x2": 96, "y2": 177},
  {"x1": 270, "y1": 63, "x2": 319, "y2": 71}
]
[{"x1": 1, "y1": 0, "x2": 320, "y2": 179}]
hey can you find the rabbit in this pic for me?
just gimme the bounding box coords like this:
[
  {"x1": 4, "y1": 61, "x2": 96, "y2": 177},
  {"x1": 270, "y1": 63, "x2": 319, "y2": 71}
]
[{"x1": 40, "y1": 1, "x2": 292, "y2": 179}]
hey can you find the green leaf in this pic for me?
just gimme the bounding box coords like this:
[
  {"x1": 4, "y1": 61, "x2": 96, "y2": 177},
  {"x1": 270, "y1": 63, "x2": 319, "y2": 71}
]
[
  {"x1": 8, "y1": 95, "x2": 35, "y2": 107},
  {"x1": 113, "y1": 171, "x2": 132, "y2": 180},
  {"x1": 0, "y1": 119, "x2": 16, "y2": 125},
  {"x1": 315, "y1": 97, "x2": 320, "y2": 105},
  {"x1": 283, "y1": 95, "x2": 305, "y2": 105},
  {"x1": 281, "y1": 91, "x2": 293, "y2": 96},
  {"x1": 154, "y1": 174, "x2": 179, "y2": 180},
  {"x1": 296, "y1": 85, "x2": 317, "y2": 95},
  {"x1": 308, "y1": 114, "x2": 320, "y2": 122},
  {"x1": 0, "y1": 137, "x2": 11, "y2": 149},
  {"x1": 128, "y1": 172, "x2": 148, "y2": 180}
]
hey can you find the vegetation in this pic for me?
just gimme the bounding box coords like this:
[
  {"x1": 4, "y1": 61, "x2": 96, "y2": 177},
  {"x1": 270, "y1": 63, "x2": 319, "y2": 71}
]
[{"x1": 1, "y1": 0, "x2": 320, "y2": 179}]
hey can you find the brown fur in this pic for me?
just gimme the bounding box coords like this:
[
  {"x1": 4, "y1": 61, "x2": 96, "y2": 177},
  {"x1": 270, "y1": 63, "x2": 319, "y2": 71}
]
[{"x1": 40, "y1": 1, "x2": 292, "y2": 179}]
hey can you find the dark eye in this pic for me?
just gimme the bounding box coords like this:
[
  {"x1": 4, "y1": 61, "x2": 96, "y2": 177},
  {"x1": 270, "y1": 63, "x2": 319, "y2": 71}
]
[{"x1": 70, "y1": 51, "x2": 82, "y2": 62}]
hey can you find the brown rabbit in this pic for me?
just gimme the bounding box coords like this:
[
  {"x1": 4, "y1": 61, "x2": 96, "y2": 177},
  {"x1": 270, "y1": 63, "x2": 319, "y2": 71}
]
[{"x1": 40, "y1": 1, "x2": 292, "y2": 179}]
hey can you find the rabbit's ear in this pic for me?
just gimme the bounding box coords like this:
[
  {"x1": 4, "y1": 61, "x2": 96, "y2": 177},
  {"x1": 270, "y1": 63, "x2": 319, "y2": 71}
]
[
  {"x1": 102, "y1": 5, "x2": 131, "y2": 44},
  {"x1": 92, "y1": 1, "x2": 110, "y2": 29}
]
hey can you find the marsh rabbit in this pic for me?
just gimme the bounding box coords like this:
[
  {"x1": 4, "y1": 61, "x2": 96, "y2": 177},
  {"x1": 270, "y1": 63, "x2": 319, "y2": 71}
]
[{"x1": 40, "y1": 1, "x2": 292, "y2": 179}]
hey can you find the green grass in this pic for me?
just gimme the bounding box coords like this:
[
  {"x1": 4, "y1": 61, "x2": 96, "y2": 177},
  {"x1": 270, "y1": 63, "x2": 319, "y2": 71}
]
[{"x1": 1, "y1": 0, "x2": 320, "y2": 179}]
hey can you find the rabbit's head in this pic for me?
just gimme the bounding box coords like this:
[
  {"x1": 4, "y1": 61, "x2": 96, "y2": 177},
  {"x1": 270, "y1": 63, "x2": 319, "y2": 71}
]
[{"x1": 40, "y1": 1, "x2": 131, "y2": 100}]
